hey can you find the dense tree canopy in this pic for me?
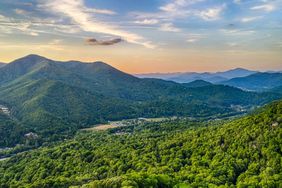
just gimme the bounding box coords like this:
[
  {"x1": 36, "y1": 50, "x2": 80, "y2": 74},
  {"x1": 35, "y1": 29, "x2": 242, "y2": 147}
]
[{"x1": 0, "y1": 101, "x2": 281, "y2": 187}]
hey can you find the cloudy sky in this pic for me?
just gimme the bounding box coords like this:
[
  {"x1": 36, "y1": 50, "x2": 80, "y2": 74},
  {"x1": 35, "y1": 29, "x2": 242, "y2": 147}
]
[{"x1": 0, "y1": 0, "x2": 281, "y2": 73}]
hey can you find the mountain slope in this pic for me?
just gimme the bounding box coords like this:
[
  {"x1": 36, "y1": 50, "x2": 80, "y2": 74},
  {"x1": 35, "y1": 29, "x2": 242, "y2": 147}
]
[
  {"x1": 183, "y1": 80, "x2": 213, "y2": 88},
  {"x1": 0, "y1": 63, "x2": 6, "y2": 68},
  {"x1": 0, "y1": 78, "x2": 138, "y2": 139},
  {"x1": 0, "y1": 112, "x2": 25, "y2": 147},
  {"x1": 271, "y1": 85, "x2": 282, "y2": 94},
  {"x1": 221, "y1": 72, "x2": 282, "y2": 91},
  {"x1": 0, "y1": 100, "x2": 281, "y2": 187},
  {"x1": 215, "y1": 68, "x2": 257, "y2": 79}
]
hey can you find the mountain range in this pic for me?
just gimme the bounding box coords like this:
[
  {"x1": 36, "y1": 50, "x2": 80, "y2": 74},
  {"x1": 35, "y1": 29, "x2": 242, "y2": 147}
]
[
  {"x1": 0, "y1": 54, "x2": 281, "y2": 147},
  {"x1": 135, "y1": 68, "x2": 258, "y2": 83},
  {"x1": 220, "y1": 72, "x2": 282, "y2": 91}
]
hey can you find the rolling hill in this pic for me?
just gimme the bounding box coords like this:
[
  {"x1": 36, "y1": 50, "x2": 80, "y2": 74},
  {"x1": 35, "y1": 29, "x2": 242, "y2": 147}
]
[
  {"x1": 0, "y1": 99, "x2": 281, "y2": 187},
  {"x1": 221, "y1": 72, "x2": 282, "y2": 91},
  {"x1": 0, "y1": 55, "x2": 280, "y2": 146},
  {"x1": 183, "y1": 80, "x2": 213, "y2": 88}
]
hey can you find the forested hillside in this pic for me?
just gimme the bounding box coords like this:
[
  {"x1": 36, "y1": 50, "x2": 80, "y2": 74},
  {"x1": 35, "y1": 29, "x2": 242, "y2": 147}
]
[
  {"x1": 0, "y1": 55, "x2": 280, "y2": 147},
  {"x1": 0, "y1": 100, "x2": 281, "y2": 187},
  {"x1": 0, "y1": 113, "x2": 25, "y2": 147}
]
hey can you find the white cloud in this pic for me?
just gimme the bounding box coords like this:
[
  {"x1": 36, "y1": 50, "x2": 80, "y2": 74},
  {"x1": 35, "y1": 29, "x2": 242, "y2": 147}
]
[
  {"x1": 134, "y1": 19, "x2": 159, "y2": 25},
  {"x1": 86, "y1": 8, "x2": 116, "y2": 15},
  {"x1": 221, "y1": 29, "x2": 256, "y2": 36},
  {"x1": 227, "y1": 42, "x2": 239, "y2": 47},
  {"x1": 251, "y1": 4, "x2": 275, "y2": 12},
  {"x1": 14, "y1": 9, "x2": 29, "y2": 16},
  {"x1": 160, "y1": 0, "x2": 204, "y2": 12},
  {"x1": 197, "y1": 5, "x2": 225, "y2": 21},
  {"x1": 186, "y1": 34, "x2": 205, "y2": 43},
  {"x1": 159, "y1": 23, "x2": 180, "y2": 32},
  {"x1": 48, "y1": 39, "x2": 63, "y2": 45},
  {"x1": 241, "y1": 16, "x2": 262, "y2": 23},
  {"x1": 0, "y1": 14, "x2": 9, "y2": 22},
  {"x1": 42, "y1": 0, "x2": 155, "y2": 48}
]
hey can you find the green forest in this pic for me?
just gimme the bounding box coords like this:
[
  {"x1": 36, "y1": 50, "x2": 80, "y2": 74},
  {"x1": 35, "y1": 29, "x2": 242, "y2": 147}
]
[
  {"x1": 0, "y1": 55, "x2": 280, "y2": 148},
  {"x1": 0, "y1": 100, "x2": 281, "y2": 187}
]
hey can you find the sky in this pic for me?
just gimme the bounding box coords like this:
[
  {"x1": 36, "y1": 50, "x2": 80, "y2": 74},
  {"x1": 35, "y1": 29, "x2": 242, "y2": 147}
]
[{"x1": 0, "y1": 0, "x2": 281, "y2": 73}]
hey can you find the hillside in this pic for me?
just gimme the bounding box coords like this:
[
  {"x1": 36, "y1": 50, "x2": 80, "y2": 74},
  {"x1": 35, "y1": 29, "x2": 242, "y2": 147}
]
[
  {"x1": 221, "y1": 72, "x2": 282, "y2": 91},
  {"x1": 183, "y1": 80, "x2": 213, "y2": 88},
  {"x1": 0, "y1": 113, "x2": 25, "y2": 147},
  {"x1": 0, "y1": 100, "x2": 281, "y2": 187},
  {"x1": 0, "y1": 55, "x2": 280, "y2": 147},
  {"x1": 271, "y1": 85, "x2": 282, "y2": 94}
]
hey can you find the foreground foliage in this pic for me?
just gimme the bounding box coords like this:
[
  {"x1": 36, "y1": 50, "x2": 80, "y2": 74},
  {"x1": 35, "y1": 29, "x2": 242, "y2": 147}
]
[{"x1": 0, "y1": 101, "x2": 281, "y2": 187}]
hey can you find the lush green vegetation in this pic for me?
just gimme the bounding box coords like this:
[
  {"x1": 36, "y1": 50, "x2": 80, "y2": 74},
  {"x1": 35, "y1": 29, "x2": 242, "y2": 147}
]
[
  {"x1": 0, "y1": 113, "x2": 25, "y2": 147},
  {"x1": 0, "y1": 100, "x2": 281, "y2": 187},
  {"x1": 0, "y1": 55, "x2": 280, "y2": 147}
]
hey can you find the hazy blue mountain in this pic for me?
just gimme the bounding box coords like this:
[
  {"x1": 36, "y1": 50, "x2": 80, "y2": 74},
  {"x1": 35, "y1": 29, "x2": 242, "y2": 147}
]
[
  {"x1": 214, "y1": 68, "x2": 257, "y2": 79},
  {"x1": 183, "y1": 80, "x2": 213, "y2": 88},
  {"x1": 135, "y1": 68, "x2": 257, "y2": 83},
  {"x1": 221, "y1": 72, "x2": 282, "y2": 91},
  {"x1": 0, "y1": 63, "x2": 6, "y2": 68},
  {"x1": 270, "y1": 85, "x2": 282, "y2": 94}
]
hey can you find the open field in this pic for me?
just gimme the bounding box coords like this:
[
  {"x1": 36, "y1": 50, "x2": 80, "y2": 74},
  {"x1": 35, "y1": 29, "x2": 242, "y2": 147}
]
[
  {"x1": 81, "y1": 124, "x2": 117, "y2": 131},
  {"x1": 81, "y1": 117, "x2": 178, "y2": 131}
]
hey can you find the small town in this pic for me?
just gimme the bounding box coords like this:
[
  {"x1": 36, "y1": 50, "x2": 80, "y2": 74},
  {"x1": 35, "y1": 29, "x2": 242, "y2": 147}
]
[{"x1": 0, "y1": 105, "x2": 10, "y2": 116}]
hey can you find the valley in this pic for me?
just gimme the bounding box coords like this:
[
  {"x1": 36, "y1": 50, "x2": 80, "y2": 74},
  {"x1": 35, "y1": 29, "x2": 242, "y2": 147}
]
[
  {"x1": 0, "y1": 55, "x2": 281, "y2": 187},
  {"x1": 0, "y1": 100, "x2": 281, "y2": 187}
]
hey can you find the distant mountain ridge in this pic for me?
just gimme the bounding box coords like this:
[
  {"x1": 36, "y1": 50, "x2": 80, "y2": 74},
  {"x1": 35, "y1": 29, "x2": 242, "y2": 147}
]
[
  {"x1": 221, "y1": 72, "x2": 282, "y2": 91},
  {"x1": 135, "y1": 68, "x2": 258, "y2": 83}
]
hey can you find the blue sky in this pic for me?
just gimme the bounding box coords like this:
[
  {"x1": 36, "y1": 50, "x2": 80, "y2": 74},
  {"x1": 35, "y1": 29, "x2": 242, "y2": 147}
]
[{"x1": 0, "y1": 0, "x2": 281, "y2": 73}]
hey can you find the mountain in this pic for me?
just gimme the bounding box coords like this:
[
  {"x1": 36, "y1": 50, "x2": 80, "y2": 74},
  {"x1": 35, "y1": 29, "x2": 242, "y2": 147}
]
[
  {"x1": 169, "y1": 72, "x2": 227, "y2": 83},
  {"x1": 135, "y1": 68, "x2": 257, "y2": 83},
  {"x1": 0, "y1": 55, "x2": 280, "y2": 146},
  {"x1": 271, "y1": 85, "x2": 282, "y2": 94},
  {"x1": 0, "y1": 63, "x2": 6, "y2": 68},
  {"x1": 182, "y1": 80, "x2": 213, "y2": 88},
  {"x1": 221, "y1": 72, "x2": 282, "y2": 91},
  {"x1": 215, "y1": 68, "x2": 257, "y2": 79},
  {"x1": 0, "y1": 100, "x2": 281, "y2": 187}
]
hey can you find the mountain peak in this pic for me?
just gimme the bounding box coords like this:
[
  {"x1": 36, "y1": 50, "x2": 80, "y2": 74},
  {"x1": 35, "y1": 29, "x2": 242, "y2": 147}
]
[
  {"x1": 227, "y1": 68, "x2": 254, "y2": 73},
  {"x1": 94, "y1": 61, "x2": 110, "y2": 66},
  {"x1": 20, "y1": 54, "x2": 50, "y2": 61}
]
